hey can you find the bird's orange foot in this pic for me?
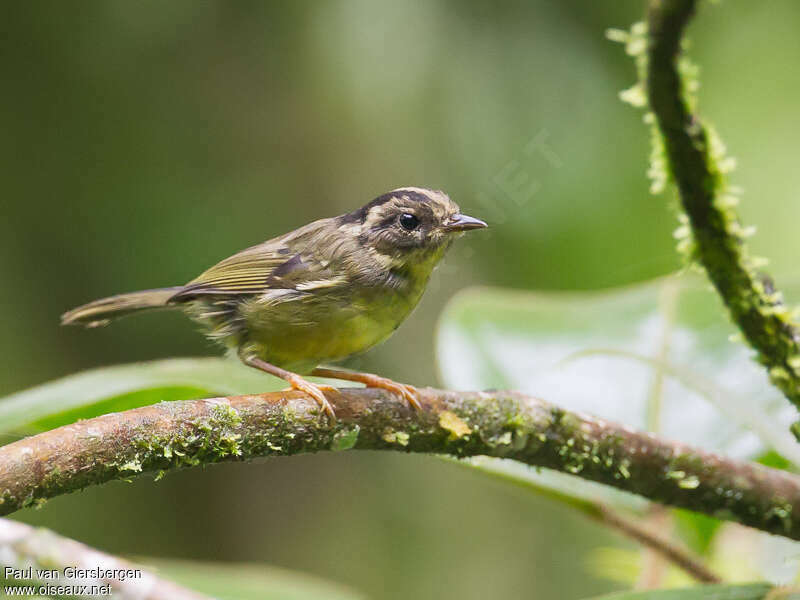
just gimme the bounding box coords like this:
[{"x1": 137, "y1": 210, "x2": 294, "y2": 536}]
[
  {"x1": 368, "y1": 377, "x2": 422, "y2": 411},
  {"x1": 359, "y1": 377, "x2": 422, "y2": 410},
  {"x1": 362, "y1": 376, "x2": 421, "y2": 410},
  {"x1": 284, "y1": 375, "x2": 337, "y2": 421},
  {"x1": 310, "y1": 368, "x2": 423, "y2": 411}
]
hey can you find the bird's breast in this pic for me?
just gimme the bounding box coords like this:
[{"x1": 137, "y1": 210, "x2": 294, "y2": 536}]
[{"x1": 236, "y1": 276, "x2": 426, "y2": 372}]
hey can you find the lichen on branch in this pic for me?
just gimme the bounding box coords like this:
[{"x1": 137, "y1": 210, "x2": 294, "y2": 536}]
[
  {"x1": 611, "y1": 0, "x2": 800, "y2": 437},
  {"x1": 1, "y1": 387, "x2": 799, "y2": 541}
]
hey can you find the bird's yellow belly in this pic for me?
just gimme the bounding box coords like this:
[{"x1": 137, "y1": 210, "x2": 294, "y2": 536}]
[{"x1": 238, "y1": 288, "x2": 419, "y2": 373}]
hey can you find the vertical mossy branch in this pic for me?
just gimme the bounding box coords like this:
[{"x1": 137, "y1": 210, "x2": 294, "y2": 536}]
[{"x1": 612, "y1": 0, "x2": 800, "y2": 438}]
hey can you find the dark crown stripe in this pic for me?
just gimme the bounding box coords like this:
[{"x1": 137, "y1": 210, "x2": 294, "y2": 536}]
[{"x1": 339, "y1": 189, "x2": 435, "y2": 224}]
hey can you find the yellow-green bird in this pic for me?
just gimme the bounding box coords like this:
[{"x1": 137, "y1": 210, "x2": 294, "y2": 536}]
[{"x1": 62, "y1": 187, "x2": 486, "y2": 420}]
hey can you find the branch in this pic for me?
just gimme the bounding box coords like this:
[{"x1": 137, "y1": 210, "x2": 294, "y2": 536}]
[
  {"x1": 0, "y1": 517, "x2": 210, "y2": 600},
  {"x1": 1, "y1": 388, "x2": 799, "y2": 541},
  {"x1": 598, "y1": 506, "x2": 718, "y2": 585},
  {"x1": 645, "y1": 0, "x2": 800, "y2": 435}
]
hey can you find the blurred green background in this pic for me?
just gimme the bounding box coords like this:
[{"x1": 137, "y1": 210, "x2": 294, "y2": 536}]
[{"x1": 2, "y1": 1, "x2": 799, "y2": 598}]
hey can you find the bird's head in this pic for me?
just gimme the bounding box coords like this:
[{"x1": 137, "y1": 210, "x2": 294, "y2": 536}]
[{"x1": 338, "y1": 187, "x2": 487, "y2": 273}]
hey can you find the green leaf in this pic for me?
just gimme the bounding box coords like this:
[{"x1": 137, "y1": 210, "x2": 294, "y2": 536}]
[
  {"x1": 23, "y1": 386, "x2": 211, "y2": 434},
  {"x1": 436, "y1": 275, "x2": 800, "y2": 461},
  {"x1": 453, "y1": 455, "x2": 647, "y2": 513},
  {"x1": 583, "y1": 583, "x2": 776, "y2": 600},
  {"x1": 0, "y1": 358, "x2": 279, "y2": 439},
  {"x1": 434, "y1": 274, "x2": 800, "y2": 565},
  {"x1": 672, "y1": 509, "x2": 722, "y2": 557},
  {"x1": 436, "y1": 276, "x2": 800, "y2": 503},
  {"x1": 757, "y1": 450, "x2": 795, "y2": 471},
  {"x1": 139, "y1": 558, "x2": 365, "y2": 600}
]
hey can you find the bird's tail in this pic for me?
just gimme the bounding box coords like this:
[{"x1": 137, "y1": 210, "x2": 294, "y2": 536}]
[{"x1": 61, "y1": 287, "x2": 184, "y2": 327}]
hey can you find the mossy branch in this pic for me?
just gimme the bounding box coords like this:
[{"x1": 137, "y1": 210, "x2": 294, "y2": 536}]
[
  {"x1": 0, "y1": 517, "x2": 211, "y2": 599},
  {"x1": 1, "y1": 387, "x2": 799, "y2": 541},
  {"x1": 643, "y1": 0, "x2": 800, "y2": 436}
]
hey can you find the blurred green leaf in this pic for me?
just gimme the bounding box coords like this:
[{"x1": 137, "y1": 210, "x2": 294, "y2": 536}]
[
  {"x1": 584, "y1": 544, "x2": 693, "y2": 589},
  {"x1": 0, "y1": 358, "x2": 279, "y2": 440},
  {"x1": 456, "y1": 455, "x2": 648, "y2": 513},
  {"x1": 584, "y1": 546, "x2": 643, "y2": 587},
  {"x1": 142, "y1": 558, "x2": 365, "y2": 600},
  {"x1": 435, "y1": 274, "x2": 800, "y2": 575},
  {"x1": 435, "y1": 275, "x2": 800, "y2": 512},
  {"x1": 757, "y1": 450, "x2": 795, "y2": 471},
  {"x1": 24, "y1": 385, "x2": 210, "y2": 434},
  {"x1": 672, "y1": 510, "x2": 722, "y2": 557},
  {"x1": 584, "y1": 583, "x2": 777, "y2": 600},
  {"x1": 436, "y1": 275, "x2": 800, "y2": 460}
]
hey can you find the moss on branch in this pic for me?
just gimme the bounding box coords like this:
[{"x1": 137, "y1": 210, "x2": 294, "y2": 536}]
[
  {"x1": 1, "y1": 387, "x2": 799, "y2": 540},
  {"x1": 640, "y1": 0, "x2": 800, "y2": 435}
]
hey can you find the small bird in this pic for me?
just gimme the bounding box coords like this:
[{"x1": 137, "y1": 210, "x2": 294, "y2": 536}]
[{"x1": 62, "y1": 187, "x2": 487, "y2": 420}]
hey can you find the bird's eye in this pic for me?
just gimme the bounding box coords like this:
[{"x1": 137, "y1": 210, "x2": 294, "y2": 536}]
[{"x1": 399, "y1": 213, "x2": 420, "y2": 231}]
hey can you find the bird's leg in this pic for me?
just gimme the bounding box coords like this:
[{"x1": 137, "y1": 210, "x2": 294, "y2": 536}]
[
  {"x1": 241, "y1": 355, "x2": 337, "y2": 421},
  {"x1": 311, "y1": 367, "x2": 422, "y2": 411}
]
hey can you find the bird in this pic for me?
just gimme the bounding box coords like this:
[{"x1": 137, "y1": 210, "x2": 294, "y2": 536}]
[{"x1": 62, "y1": 187, "x2": 487, "y2": 420}]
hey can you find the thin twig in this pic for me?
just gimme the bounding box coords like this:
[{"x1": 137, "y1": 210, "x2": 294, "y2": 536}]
[
  {"x1": 0, "y1": 517, "x2": 211, "y2": 600},
  {"x1": 459, "y1": 457, "x2": 719, "y2": 583},
  {"x1": 599, "y1": 506, "x2": 718, "y2": 585},
  {"x1": 645, "y1": 0, "x2": 800, "y2": 436},
  {"x1": 0, "y1": 387, "x2": 799, "y2": 541}
]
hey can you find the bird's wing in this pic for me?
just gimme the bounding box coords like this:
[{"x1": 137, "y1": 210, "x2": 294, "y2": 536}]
[{"x1": 170, "y1": 218, "x2": 343, "y2": 300}]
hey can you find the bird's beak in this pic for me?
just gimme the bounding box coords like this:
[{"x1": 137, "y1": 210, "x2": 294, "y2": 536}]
[{"x1": 443, "y1": 213, "x2": 488, "y2": 232}]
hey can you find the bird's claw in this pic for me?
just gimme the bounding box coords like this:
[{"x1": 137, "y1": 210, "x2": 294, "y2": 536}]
[
  {"x1": 362, "y1": 376, "x2": 422, "y2": 411},
  {"x1": 286, "y1": 376, "x2": 337, "y2": 421}
]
